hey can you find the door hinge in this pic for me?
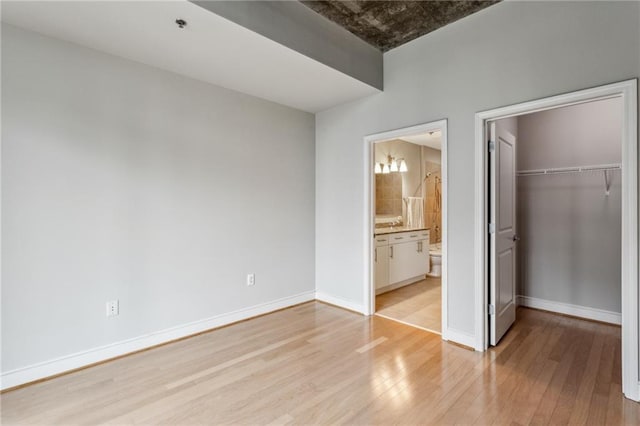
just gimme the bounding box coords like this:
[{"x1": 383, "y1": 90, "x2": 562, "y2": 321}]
[
  {"x1": 488, "y1": 223, "x2": 495, "y2": 234},
  {"x1": 488, "y1": 140, "x2": 495, "y2": 153},
  {"x1": 488, "y1": 304, "x2": 495, "y2": 315}
]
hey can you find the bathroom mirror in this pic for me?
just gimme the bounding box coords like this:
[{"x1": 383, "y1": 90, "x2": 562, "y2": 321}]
[
  {"x1": 375, "y1": 172, "x2": 403, "y2": 217},
  {"x1": 374, "y1": 138, "x2": 442, "y2": 239}
]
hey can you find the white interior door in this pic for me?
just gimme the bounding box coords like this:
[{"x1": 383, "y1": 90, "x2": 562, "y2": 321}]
[{"x1": 489, "y1": 121, "x2": 517, "y2": 345}]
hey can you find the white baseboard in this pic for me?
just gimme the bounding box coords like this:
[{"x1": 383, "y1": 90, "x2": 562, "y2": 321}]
[
  {"x1": 442, "y1": 327, "x2": 477, "y2": 350},
  {"x1": 517, "y1": 295, "x2": 621, "y2": 325},
  {"x1": 626, "y1": 382, "x2": 640, "y2": 402},
  {"x1": 315, "y1": 292, "x2": 365, "y2": 314},
  {"x1": 0, "y1": 291, "x2": 316, "y2": 391}
]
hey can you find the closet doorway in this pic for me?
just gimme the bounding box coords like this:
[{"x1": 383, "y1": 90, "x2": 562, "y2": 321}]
[
  {"x1": 490, "y1": 98, "x2": 624, "y2": 344},
  {"x1": 474, "y1": 79, "x2": 638, "y2": 401},
  {"x1": 364, "y1": 120, "x2": 448, "y2": 337}
]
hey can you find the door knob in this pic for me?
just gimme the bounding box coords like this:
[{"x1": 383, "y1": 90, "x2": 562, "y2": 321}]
[{"x1": 513, "y1": 235, "x2": 521, "y2": 242}]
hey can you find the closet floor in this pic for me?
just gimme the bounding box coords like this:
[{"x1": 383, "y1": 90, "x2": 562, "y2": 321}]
[{"x1": 375, "y1": 277, "x2": 441, "y2": 333}]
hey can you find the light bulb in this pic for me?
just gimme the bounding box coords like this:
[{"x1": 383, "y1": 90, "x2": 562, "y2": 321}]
[
  {"x1": 399, "y1": 159, "x2": 408, "y2": 172},
  {"x1": 382, "y1": 164, "x2": 390, "y2": 174},
  {"x1": 390, "y1": 160, "x2": 399, "y2": 172},
  {"x1": 374, "y1": 163, "x2": 382, "y2": 174}
]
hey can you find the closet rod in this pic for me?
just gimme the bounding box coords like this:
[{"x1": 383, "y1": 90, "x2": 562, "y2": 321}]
[{"x1": 516, "y1": 163, "x2": 621, "y2": 177}]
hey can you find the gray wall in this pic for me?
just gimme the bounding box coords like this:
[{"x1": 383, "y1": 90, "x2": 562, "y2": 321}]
[
  {"x1": 498, "y1": 116, "x2": 518, "y2": 141},
  {"x1": 516, "y1": 98, "x2": 622, "y2": 312},
  {"x1": 422, "y1": 146, "x2": 441, "y2": 165},
  {"x1": 315, "y1": 1, "x2": 639, "y2": 335},
  {"x1": 1, "y1": 25, "x2": 315, "y2": 372}
]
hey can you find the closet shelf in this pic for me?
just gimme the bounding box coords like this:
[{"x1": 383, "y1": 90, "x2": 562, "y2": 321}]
[
  {"x1": 516, "y1": 163, "x2": 621, "y2": 177},
  {"x1": 516, "y1": 163, "x2": 621, "y2": 196}
]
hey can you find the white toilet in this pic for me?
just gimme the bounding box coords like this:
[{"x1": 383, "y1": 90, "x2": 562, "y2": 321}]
[{"x1": 427, "y1": 242, "x2": 442, "y2": 277}]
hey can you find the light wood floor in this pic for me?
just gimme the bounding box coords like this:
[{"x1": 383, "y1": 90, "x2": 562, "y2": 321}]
[
  {"x1": 2, "y1": 302, "x2": 638, "y2": 425},
  {"x1": 376, "y1": 277, "x2": 441, "y2": 333}
]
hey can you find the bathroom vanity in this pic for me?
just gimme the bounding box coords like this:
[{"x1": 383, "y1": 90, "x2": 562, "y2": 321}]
[{"x1": 374, "y1": 228, "x2": 430, "y2": 294}]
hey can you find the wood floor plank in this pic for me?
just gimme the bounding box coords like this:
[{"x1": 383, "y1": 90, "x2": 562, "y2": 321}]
[
  {"x1": 376, "y1": 277, "x2": 441, "y2": 332},
  {"x1": 355, "y1": 336, "x2": 388, "y2": 353},
  {"x1": 548, "y1": 322, "x2": 595, "y2": 424},
  {"x1": 587, "y1": 331, "x2": 616, "y2": 425},
  {"x1": 468, "y1": 310, "x2": 562, "y2": 425},
  {"x1": 1, "y1": 303, "x2": 638, "y2": 425}
]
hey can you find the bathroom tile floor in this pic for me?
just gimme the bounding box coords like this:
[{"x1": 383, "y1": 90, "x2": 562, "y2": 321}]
[{"x1": 375, "y1": 277, "x2": 441, "y2": 334}]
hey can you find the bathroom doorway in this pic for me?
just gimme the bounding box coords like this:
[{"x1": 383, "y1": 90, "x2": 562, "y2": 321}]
[{"x1": 364, "y1": 120, "x2": 448, "y2": 337}]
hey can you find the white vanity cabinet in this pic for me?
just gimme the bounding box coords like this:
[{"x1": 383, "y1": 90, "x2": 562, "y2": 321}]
[
  {"x1": 375, "y1": 230, "x2": 429, "y2": 293},
  {"x1": 374, "y1": 235, "x2": 390, "y2": 290}
]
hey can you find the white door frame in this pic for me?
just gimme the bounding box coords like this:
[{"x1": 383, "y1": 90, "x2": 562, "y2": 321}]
[
  {"x1": 363, "y1": 120, "x2": 449, "y2": 339},
  {"x1": 474, "y1": 79, "x2": 638, "y2": 401}
]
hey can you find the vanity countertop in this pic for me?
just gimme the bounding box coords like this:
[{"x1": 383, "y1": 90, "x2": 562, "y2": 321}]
[{"x1": 374, "y1": 226, "x2": 429, "y2": 236}]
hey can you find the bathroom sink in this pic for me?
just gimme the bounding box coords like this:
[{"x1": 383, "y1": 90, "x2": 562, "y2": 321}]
[
  {"x1": 375, "y1": 225, "x2": 428, "y2": 235},
  {"x1": 375, "y1": 226, "x2": 408, "y2": 234}
]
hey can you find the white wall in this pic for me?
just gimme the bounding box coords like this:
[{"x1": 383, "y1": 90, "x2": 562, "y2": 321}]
[
  {"x1": 515, "y1": 98, "x2": 622, "y2": 313},
  {"x1": 1, "y1": 25, "x2": 315, "y2": 374},
  {"x1": 315, "y1": 1, "x2": 639, "y2": 337},
  {"x1": 193, "y1": 0, "x2": 383, "y2": 89}
]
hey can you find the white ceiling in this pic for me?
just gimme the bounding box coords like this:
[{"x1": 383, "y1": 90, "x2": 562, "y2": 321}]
[
  {"x1": 1, "y1": 0, "x2": 380, "y2": 113},
  {"x1": 400, "y1": 131, "x2": 442, "y2": 150}
]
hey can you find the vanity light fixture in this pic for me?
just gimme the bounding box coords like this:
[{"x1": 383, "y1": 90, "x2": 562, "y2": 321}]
[{"x1": 374, "y1": 155, "x2": 408, "y2": 174}]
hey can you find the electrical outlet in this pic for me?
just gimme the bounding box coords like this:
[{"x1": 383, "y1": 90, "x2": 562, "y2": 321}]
[
  {"x1": 106, "y1": 300, "x2": 119, "y2": 317},
  {"x1": 247, "y1": 273, "x2": 255, "y2": 286}
]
